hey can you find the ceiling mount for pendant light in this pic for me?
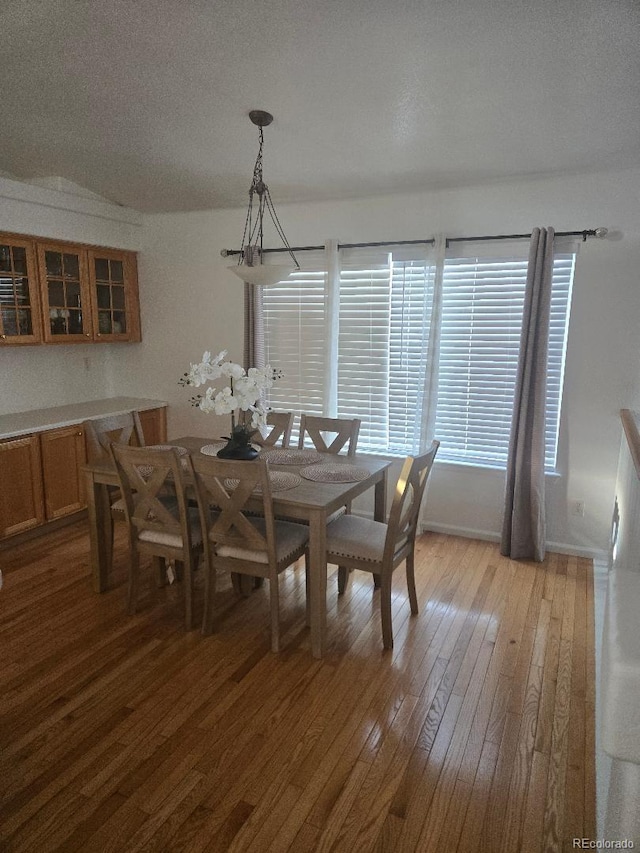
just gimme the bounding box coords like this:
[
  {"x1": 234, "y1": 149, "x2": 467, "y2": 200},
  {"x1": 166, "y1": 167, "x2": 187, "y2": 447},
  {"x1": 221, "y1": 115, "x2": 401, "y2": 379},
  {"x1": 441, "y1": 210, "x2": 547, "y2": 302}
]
[{"x1": 223, "y1": 110, "x2": 299, "y2": 286}]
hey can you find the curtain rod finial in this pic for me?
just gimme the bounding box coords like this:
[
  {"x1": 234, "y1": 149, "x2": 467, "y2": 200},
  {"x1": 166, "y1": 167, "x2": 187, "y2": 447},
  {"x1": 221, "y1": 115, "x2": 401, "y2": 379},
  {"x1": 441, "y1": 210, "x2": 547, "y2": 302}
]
[{"x1": 594, "y1": 227, "x2": 609, "y2": 239}]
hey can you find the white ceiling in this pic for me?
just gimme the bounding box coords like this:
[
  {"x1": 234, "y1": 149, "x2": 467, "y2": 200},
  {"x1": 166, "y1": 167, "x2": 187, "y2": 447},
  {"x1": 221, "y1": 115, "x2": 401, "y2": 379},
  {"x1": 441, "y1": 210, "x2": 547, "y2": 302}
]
[{"x1": 2, "y1": 0, "x2": 639, "y2": 213}]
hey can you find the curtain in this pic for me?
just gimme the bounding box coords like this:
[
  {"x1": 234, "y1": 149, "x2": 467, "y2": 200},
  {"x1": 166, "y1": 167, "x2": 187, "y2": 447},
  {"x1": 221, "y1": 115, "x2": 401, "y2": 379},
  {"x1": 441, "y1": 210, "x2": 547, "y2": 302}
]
[
  {"x1": 243, "y1": 282, "x2": 265, "y2": 371},
  {"x1": 501, "y1": 227, "x2": 555, "y2": 561}
]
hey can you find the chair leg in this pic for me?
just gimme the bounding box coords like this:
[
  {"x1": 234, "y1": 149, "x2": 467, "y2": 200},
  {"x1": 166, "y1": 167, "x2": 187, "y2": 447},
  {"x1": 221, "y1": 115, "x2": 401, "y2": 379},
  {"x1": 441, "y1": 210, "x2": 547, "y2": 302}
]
[
  {"x1": 406, "y1": 551, "x2": 419, "y2": 615},
  {"x1": 380, "y1": 573, "x2": 394, "y2": 650},
  {"x1": 153, "y1": 555, "x2": 166, "y2": 587},
  {"x1": 182, "y1": 559, "x2": 193, "y2": 631},
  {"x1": 304, "y1": 552, "x2": 311, "y2": 627},
  {"x1": 127, "y1": 548, "x2": 140, "y2": 615},
  {"x1": 270, "y1": 574, "x2": 280, "y2": 653},
  {"x1": 202, "y1": 559, "x2": 216, "y2": 636},
  {"x1": 337, "y1": 566, "x2": 349, "y2": 595}
]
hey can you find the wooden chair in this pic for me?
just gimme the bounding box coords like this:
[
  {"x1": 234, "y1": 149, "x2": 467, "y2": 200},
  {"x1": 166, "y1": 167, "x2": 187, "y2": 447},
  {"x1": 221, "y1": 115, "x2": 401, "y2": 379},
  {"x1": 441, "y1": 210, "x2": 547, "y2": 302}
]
[
  {"x1": 298, "y1": 415, "x2": 360, "y2": 457},
  {"x1": 84, "y1": 411, "x2": 145, "y2": 464},
  {"x1": 192, "y1": 455, "x2": 310, "y2": 652},
  {"x1": 83, "y1": 411, "x2": 147, "y2": 566},
  {"x1": 325, "y1": 441, "x2": 439, "y2": 650},
  {"x1": 110, "y1": 444, "x2": 203, "y2": 630},
  {"x1": 253, "y1": 411, "x2": 295, "y2": 448}
]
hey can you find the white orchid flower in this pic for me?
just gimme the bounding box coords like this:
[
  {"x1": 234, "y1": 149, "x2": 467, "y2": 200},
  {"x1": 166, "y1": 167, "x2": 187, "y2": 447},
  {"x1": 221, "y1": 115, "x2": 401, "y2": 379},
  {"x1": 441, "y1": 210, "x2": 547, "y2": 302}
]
[
  {"x1": 220, "y1": 361, "x2": 245, "y2": 380},
  {"x1": 212, "y1": 387, "x2": 238, "y2": 415}
]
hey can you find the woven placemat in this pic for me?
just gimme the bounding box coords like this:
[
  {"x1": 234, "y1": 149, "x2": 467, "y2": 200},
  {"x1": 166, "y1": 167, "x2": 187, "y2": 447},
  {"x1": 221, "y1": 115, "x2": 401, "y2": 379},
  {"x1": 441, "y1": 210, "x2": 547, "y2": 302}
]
[
  {"x1": 223, "y1": 471, "x2": 302, "y2": 494},
  {"x1": 259, "y1": 447, "x2": 323, "y2": 465},
  {"x1": 199, "y1": 442, "x2": 227, "y2": 457},
  {"x1": 137, "y1": 445, "x2": 189, "y2": 478},
  {"x1": 300, "y1": 463, "x2": 370, "y2": 483}
]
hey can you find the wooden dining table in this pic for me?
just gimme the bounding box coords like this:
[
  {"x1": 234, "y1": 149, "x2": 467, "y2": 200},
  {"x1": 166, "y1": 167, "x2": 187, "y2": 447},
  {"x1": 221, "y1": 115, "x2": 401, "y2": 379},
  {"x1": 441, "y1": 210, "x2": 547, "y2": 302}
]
[{"x1": 82, "y1": 435, "x2": 391, "y2": 658}]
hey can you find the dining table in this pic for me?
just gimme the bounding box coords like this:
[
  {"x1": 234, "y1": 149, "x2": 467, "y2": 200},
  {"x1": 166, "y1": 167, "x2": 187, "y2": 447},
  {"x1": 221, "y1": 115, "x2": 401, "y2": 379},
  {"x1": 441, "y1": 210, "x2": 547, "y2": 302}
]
[{"x1": 82, "y1": 435, "x2": 391, "y2": 658}]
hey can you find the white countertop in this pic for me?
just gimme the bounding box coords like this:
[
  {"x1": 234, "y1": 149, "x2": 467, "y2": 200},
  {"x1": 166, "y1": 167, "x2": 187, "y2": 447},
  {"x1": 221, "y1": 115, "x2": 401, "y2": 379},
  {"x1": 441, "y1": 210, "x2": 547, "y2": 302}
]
[{"x1": 0, "y1": 397, "x2": 167, "y2": 440}]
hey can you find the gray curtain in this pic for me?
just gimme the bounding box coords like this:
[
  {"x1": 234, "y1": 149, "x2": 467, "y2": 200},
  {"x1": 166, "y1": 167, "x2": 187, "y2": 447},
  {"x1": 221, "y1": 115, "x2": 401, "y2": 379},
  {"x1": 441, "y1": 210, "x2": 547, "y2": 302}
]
[
  {"x1": 501, "y1": 227, "x2": 555, "y2": 561},
  {"x1": 243, "y1": 282, "x2": 265, "y2": 371}
]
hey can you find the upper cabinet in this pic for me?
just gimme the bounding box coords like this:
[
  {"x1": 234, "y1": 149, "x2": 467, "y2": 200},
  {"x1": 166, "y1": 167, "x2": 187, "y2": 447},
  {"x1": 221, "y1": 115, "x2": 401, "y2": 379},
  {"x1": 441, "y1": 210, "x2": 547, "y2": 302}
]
[
  {"x1": 88, "y1": 248, "x2": 140, "y2": 342},
  {"x1": 0, "y1": 236, "x2": 43, "y2": 345},
  {"x1": 38, "y1": 241, "x2": 93, "y2": 342},
  {"x1": 0, "y1": 231, "x2": 141, "y2": 347}
]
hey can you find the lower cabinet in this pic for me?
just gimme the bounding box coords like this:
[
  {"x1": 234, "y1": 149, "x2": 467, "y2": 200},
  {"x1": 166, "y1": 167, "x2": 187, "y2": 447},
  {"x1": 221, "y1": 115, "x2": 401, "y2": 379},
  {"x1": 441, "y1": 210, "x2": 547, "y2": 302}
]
[
  {"x1": 138, "y1": 406, "x2": 167, "y2": 446},
  {"x1": 0, "y1": 405, "x2": 167, "y2": 542},
  {"x1": 0, "y1": 434, "x2": 45, "y2": 537},
  {"x1": 40, "y1": 425, "x2": 87, "y2": 520}
]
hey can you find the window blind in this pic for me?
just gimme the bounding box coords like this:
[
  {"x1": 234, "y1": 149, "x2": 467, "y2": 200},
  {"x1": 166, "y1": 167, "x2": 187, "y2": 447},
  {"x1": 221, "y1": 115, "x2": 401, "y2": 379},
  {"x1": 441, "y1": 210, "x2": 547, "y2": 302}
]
[
  {"x1": 434, "y1": 247, "x2": 576, "y2": 469},
  {"x1": 337, "y1": 249, "x2": 436, "y2": 454},
  {"x1": 263, "y1": 251, "x2": 327, "y2": 425}
]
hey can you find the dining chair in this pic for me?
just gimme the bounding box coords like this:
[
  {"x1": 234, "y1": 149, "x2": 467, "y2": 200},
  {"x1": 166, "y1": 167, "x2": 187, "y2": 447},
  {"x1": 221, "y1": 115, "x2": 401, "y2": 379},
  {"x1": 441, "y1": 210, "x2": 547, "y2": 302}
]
[
  {"x1": 325, "y1": 440, "x2": 439, "y2": 650},
  {"x1": 253, "y1": 411, "x2": 295, "y2": 448},
  {"x1": 192, "y1": 455, "x2": 310, "y2": 652},
  {"x1": 84, "y1": 410, "x2": 145, "y2": 462},
  {"x1": 83, "y1": 410, "x2": 146, "y2": 525},
  {"x1": 110, "y1": 443, "x2": 203, "y2": 630},
  {"x1": 298, "y1": 415, "x2": 361, "y2": 457}
]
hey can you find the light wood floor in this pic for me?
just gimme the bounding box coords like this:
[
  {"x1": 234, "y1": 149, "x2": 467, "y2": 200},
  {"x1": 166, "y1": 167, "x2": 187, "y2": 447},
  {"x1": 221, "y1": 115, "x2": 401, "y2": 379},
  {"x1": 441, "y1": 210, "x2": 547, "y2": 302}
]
[{"x1": 0, "y1": 521, "x2": 595, "y2": 852}]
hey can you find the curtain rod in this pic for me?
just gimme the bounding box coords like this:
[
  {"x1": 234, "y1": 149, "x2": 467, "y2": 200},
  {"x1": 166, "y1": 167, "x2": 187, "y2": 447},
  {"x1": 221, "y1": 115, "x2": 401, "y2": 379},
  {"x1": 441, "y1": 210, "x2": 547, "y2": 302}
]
[
  {"x1": 220, "y1": 229, "x2": 606, "y2": 257},
  {"x1": 445, "y1": 228, "x2": 606, "y2": 247},
  {"x1": 221, "y1": 238, "x2": 435, "y2": 257}
]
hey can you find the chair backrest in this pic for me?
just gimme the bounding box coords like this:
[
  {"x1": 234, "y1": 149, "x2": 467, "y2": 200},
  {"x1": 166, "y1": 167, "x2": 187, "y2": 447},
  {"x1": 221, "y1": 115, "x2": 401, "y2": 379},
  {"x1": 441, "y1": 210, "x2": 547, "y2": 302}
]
[
  {"x1": 192, "y1": 455, "x2": 277, "y2": 566},
  {"x1": 383, "y1": 441, "x2": 440, "y2": 567},
  {"x1": 110, "y1": 444, "x2": 194, "y2": 550},
  {"x1": 253, "y1": 411, "x2": 295, "y2": 448},
  {"x1": 298, "y1": 415, "x2": 361, "y2": 457},
  {"x1": 84, "y1": 411, "x2": 145, "y2": 464}
]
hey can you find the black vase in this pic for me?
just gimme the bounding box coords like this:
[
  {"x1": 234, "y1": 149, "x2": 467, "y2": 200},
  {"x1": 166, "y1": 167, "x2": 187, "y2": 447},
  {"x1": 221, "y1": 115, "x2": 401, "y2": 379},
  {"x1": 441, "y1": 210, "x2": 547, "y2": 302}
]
[{"x1": 216, "y1": 439, "x2": 259, "y2": 460}]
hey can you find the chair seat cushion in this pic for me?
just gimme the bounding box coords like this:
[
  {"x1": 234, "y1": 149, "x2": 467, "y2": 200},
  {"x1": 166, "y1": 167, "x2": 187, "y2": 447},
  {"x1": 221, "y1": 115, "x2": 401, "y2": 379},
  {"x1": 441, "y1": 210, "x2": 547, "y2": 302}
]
[
  {"x1": 216, "y1": 517, "x2": 309, "y2": 565},
  {"x1": 139, "y1": 507, "x2": 203, "y2": 549},
  {"x1": 326, "y1": 514, "x2": 388, "y2": 563}
]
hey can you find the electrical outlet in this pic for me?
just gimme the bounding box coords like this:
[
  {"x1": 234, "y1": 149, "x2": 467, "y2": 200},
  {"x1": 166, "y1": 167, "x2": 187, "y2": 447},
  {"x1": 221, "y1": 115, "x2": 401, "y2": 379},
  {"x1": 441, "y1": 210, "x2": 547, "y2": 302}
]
[{"x1": 572, "y1": 500, "x2": 585, "y2": 517}]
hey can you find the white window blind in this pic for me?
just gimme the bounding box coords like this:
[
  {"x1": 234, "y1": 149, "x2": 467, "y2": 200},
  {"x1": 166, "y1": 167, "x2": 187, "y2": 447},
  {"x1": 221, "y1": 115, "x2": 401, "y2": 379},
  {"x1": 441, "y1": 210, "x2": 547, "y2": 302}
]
[
  {"x1": 434, "y1": 244, "x2": 576, "y2": 469},
  {"x1": 263, "y1": 251, "x2": 327, "y2": 421},
  {"x1": 337, "y1": 248, "x2": 435, "y2": 454},
  {"x1": 262, "y1": 237, "x2": 577, "y2": 469}
]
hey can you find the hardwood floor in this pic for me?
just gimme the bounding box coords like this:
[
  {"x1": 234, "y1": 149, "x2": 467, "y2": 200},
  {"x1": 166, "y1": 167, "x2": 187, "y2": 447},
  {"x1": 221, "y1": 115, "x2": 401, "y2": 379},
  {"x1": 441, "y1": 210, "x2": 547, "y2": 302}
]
[{"x1": 0, "y1": 522, "x2": 595, "y2": 852}]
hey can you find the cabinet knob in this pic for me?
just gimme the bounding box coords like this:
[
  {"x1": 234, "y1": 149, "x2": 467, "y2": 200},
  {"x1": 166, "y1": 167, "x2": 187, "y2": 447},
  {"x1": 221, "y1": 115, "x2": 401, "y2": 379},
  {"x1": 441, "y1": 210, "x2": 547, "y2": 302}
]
[
  {"x1": 97, "y1": 333, "x2": 101, "y2": 337},
  {"x1": 0, "y1": 334, "x2": 6, "y2": 340},
  {"x1": 85, "y1": 333, "x2": 90, "y2": 337},
  {"x1": 77, "y1": 432, "x2": 82, "y2": 436}
]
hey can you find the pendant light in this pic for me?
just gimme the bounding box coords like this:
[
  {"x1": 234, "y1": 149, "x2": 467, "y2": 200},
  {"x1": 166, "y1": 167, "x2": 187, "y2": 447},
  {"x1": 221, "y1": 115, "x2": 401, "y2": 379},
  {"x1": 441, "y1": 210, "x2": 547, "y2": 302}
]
[{"x1": 223, "y1": 110, "x2": 299, "y2": 286}]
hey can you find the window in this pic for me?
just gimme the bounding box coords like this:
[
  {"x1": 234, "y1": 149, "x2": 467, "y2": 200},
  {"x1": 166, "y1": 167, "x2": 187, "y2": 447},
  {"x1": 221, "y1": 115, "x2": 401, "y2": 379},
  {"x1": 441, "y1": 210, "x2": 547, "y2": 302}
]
[
  {"x1": 435, "y1": 244, "x2": 576, "y2": 469},
  {"x1": 264, "y1": 246, "x2": 436, "y2": 454},
  {"x1": 262, "y1": 251, "x2": 327, "y2": 422},
  {"x1": 262, "y1": 239, "x2": 577, "y2": 469},
  {"x1": 337, "y1": 249, "x2": 436, "y2": 453}
]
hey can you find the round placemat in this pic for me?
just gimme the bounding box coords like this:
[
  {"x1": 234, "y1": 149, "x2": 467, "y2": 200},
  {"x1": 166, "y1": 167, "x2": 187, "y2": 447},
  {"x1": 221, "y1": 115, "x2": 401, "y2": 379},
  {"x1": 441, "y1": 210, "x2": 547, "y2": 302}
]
[
  {"x1": 199, "y1": 442, "x2": 227, "y2": 456},
  {"x1": 146, "y1": 444, "x2": 189, "y2": 455},
  {"x1": 223, "y1": 471, "x2": 302, "y2": 494},
  {"x1": 300, "y1": 463, "x2": 370, "y2": 483},
  {"x1": 259, "y1": 447, "x2": 323, "y2": 465},
  {"x1": 137, "y1": 445, "x2": 189, "y2": 478}
]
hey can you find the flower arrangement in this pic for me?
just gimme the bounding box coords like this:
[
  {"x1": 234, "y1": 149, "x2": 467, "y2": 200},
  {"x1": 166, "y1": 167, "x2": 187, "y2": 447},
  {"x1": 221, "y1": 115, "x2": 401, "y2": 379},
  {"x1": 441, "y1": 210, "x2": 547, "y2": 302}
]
[{"x1": 180, "y1": 350, "x2": 282, "y2": 456}]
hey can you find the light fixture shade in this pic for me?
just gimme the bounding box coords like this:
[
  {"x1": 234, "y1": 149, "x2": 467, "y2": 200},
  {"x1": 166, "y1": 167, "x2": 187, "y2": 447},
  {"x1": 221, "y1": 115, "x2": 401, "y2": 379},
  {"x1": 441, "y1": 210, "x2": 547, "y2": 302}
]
[{"x1": 227, "y1": 263, "x2": 296, "y2": 287}]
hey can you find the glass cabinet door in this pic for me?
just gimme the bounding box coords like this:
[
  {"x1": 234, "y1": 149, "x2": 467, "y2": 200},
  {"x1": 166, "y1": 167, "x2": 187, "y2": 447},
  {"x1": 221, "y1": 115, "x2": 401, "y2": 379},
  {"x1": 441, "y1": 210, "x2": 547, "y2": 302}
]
[
  {"x1": 88, "y1": 249, "x2": 140, "y2": 342},
  {"x1": 38, "y1": 243, "x2": 92, "y2": 342},
  {"x1": 0, "y1": 236, "x2": 42, "y2": 345}
]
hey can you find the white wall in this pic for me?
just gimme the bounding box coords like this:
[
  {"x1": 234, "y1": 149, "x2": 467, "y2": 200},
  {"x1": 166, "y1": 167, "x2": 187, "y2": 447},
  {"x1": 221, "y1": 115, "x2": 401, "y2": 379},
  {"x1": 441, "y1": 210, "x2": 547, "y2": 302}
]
[
  {"x1": 10, "y1": 167, "x2": 640, "y2": 557},
  {"x1": 0, "y1": 176, "x2": 142, "y2": 415},
  {"x1": 112, "y1": 166, "x2": 640, "y2": 557}
]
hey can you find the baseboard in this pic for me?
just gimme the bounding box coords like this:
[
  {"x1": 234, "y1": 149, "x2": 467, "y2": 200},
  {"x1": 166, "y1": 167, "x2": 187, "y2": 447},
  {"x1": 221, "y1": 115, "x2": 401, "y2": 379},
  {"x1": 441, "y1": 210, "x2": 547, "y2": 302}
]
[
  {"x1": 0, "y1": 509, "x2": 87, "y2": 551},
  {"x1": 421, "y1": 521, "x2": 500, "y2": 543},
  {"x1": 421, "y1": 522, "x2": 607, "y2": 561}
]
